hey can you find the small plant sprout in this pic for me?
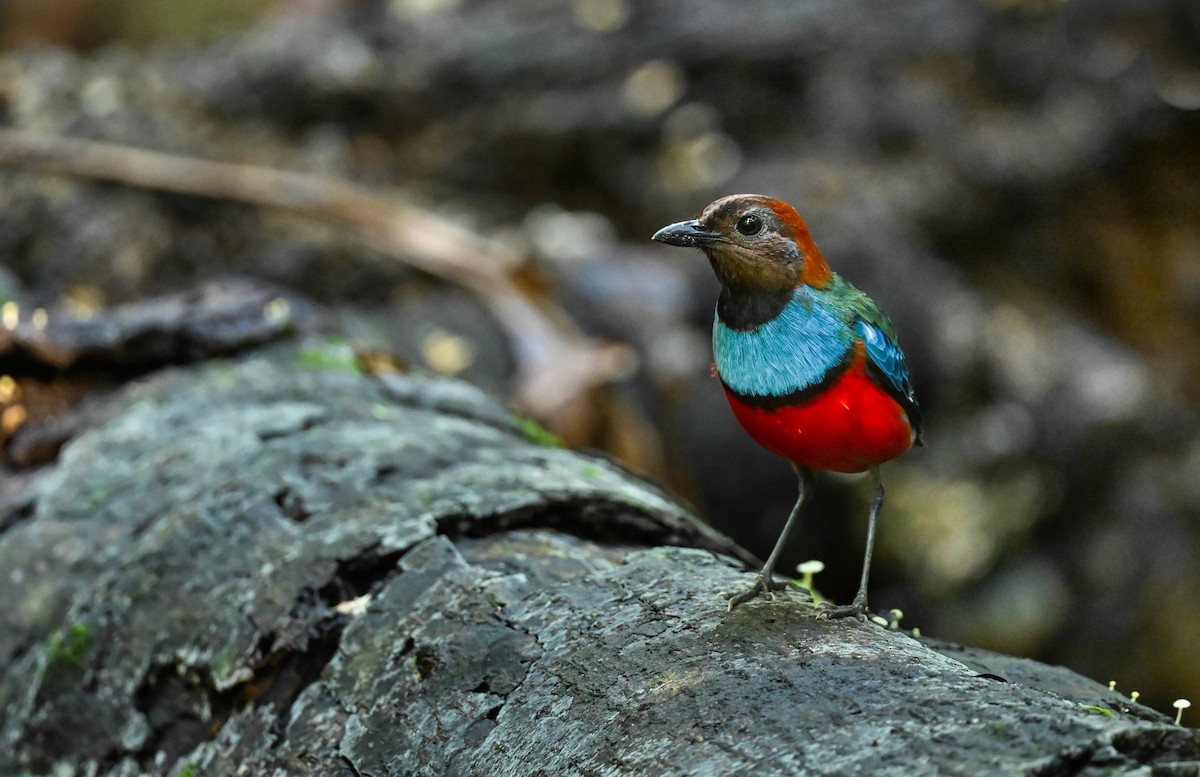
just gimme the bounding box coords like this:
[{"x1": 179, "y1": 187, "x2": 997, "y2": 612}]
[
  {"x1": 1174, "y1": 699, "x2": 1191, "y2": 726},
  {"x1": 794, "y1": 560, "x2": 828, "y2": 605},
  {"x1": 796, "y1": 560, "x2": 825, "y2": 591}
]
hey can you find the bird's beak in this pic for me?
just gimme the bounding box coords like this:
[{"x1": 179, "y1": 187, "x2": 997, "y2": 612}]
[{"x1": 652, "y1": 219, "x2": 721, "y2": 248}]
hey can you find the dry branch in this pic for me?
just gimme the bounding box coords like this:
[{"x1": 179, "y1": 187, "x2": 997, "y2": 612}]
[{"x1": 0, "y1": 128, "x2": 633, "y2": 422}]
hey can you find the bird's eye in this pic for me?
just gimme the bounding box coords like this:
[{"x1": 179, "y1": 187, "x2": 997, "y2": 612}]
[{"x1": 735, "y1": 214, "x2": 762, "y2": 236}]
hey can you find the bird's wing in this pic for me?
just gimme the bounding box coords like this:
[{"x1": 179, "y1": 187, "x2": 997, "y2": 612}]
[{"x1": 853, "y1": 316, "x2": 924, "y2": 445}]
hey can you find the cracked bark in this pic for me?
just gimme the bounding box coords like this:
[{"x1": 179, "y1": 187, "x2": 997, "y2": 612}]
[{"x1": 2, "y1": 335, "x2": 1198, "y2": 776}]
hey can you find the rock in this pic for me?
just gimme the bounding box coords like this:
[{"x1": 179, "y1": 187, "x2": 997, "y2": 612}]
[{"x1": 1, "y1": 341, "x2": 1195, "y2": 776}]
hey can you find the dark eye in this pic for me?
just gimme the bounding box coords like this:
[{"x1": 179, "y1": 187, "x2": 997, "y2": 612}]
[{"x1": 735, "y1": 214, "x2": 762, "y2": 236}]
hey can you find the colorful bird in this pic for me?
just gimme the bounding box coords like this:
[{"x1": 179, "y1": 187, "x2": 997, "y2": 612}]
[{"x1": 653, "y1": 194, "x2": 922, "y2": 618}]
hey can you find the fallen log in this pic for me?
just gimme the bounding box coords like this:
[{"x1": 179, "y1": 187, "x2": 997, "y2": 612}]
[{"x1": 1, "y1": 324, "x2": 1195, "y2": 775}]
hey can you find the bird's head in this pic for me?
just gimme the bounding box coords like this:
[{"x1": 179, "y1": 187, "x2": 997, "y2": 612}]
[{"x1": 652, "y1": 194, "x2": 832, "y2": 292}]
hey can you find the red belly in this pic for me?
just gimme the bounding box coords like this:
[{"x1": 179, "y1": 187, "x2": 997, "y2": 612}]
[{"x1": 723, "y1": 356, "x2": 914, "y2": 473}]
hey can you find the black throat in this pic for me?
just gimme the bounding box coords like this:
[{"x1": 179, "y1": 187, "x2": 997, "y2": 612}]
[{"x1": 716, "y1": 286, "x2": 794, "y2": 331}]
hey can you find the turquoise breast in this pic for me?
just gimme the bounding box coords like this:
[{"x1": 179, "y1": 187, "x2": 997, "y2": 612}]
[{"x1": 713, "y1": 287, "x2": 852, "y2": 398}]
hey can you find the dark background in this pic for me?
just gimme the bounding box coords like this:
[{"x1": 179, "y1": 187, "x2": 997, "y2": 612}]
[{"x1": 1, "y1": 0, "x2": 1198, "y2": 718}]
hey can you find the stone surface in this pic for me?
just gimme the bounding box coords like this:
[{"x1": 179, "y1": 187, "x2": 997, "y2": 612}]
[{"x1": 1, "y1": 342, "x2": 1196, "y2": 776}]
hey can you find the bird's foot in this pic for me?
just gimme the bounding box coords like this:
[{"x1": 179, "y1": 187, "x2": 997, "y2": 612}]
[
  {"x1": 723, "y1": 576, "x2": 791, "y2": 611},
  {"x1": 817, "y1": 595, "x2": 871, "y2": 622}
]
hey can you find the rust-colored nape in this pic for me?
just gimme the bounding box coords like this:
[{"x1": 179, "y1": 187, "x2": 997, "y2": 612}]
[{"x1": 766, "y1": 199, "x2": 832, "y2": 288}]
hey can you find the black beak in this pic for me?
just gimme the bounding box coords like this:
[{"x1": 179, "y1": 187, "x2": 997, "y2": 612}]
[{"x1": 651, "y1": 219, "x2": 721, "y2": 248}]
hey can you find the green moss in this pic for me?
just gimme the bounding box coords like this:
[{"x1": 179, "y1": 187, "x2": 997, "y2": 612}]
[
  {"x1": 714, "y1": 598, "x2": 814, "y2": 641},
  {"x1": 177, "y1": 763, "x2": 200, "y2": 777},
  {"x1": 47, "y1": 623, "x2": 91, "y2": 667},
  {"x1": 512, "y1": 415, "x2": 563, "y2": 448},
  {"x1": 294, "y1": 340, "x2": 363, "y2": 375},
  {"x1": 1082, "y1": 704, "x2": 1114, "y2": 717},
  {"x1": 85, "y1": 486, "x2": 110, "y2": 510},
  {"x1": 371, "y1": 403, "x2": 394, "y2": 420},
  {"x1": 579, "y1": 464, "x2": 601, "y2": 480}
]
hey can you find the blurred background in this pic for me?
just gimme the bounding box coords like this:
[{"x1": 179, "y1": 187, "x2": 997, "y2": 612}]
[{"x1": 1, "y1": 0, "x2": 1198, "y2": 718}]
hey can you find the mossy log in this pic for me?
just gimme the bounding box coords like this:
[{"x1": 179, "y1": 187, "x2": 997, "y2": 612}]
[{"x1": 2, "y1": 336, "x2": 1197, "y2": 776}]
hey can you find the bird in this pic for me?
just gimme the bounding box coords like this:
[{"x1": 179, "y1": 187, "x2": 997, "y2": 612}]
[{"x1": 652, "y1": 194, "x2": 922, "y2": 619}]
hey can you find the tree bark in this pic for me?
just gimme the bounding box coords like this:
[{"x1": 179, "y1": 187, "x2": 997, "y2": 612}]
[{"x1": 1, "y1": 311, "x2": 1196, "y2": 776}]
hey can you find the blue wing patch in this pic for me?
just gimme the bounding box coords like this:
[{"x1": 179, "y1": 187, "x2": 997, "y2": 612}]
[
  {"x1": 854, "y1": 319, "x2": 911, "y2": 397},
  {"x1": 854, "y1": 318, "x2": 923, "y2": 443}
]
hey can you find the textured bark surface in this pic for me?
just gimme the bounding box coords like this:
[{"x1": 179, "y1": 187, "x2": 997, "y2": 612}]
[
  {"x1": 2, "y1": 341, "x2": 1197, "y2": 776},
  {"x1": 3, "y1": 0, "x2": 1200, "y2": 712}
]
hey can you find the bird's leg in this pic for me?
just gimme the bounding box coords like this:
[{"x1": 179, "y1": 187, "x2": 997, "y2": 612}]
[
  {"x1": 725, "y1": 466, "x2": 814, "y2": 610},
  {"x1": 820, "y1": 466, "x2": 884, "y2": 621}
]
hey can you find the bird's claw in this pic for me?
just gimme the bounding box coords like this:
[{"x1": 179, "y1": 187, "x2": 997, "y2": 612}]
[
  {"x1": 816, "y1": 597, "x2": 871, "y2": 622},
  {"x1": 723, "y1": 576, "x2": 790, "y2": 611}
]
